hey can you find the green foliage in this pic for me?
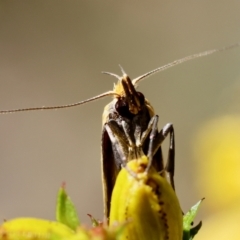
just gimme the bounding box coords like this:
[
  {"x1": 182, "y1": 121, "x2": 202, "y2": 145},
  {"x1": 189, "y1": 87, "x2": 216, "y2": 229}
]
[
  {"x1": 183, "y1": 199, "x2": 204, "y2": 240},
  {"x1": 56, "y1": 183, "x2": 80, "y2": 231}
]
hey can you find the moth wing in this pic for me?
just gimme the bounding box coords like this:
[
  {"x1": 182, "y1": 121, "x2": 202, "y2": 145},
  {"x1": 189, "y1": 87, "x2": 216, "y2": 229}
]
[{"x1": 101, "y1": 126, "x2": 119, "y2": 218}]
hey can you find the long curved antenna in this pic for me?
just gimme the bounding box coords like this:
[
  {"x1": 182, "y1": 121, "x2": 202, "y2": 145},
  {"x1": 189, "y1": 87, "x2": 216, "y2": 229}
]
[
  {"x1": 0, "y1": 91, "x2": 118, "y2": 114},
  {"x1": 102, "y1": 71, "x2": 121, "y2": 80},
  {"x1": 132, "y1": 41, "x2": 240, "y2": 85}
]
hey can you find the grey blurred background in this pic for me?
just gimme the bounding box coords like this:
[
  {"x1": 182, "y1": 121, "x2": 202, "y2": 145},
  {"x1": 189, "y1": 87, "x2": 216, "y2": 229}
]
[{"x1": 0, "y1": 0, "x2": 240, "y2": 237}]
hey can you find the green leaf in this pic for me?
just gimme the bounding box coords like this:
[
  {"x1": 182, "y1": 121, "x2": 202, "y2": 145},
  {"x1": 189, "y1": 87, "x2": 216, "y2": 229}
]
[
  {"x1": 56, "y1": 183, "x2": 80, "y2": 231},
  {"x1": 182, "y1": 198, "x2": 204, "y2": 240}
]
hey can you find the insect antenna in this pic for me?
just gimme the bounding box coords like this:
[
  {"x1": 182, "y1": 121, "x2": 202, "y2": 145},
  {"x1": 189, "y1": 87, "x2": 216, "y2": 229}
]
[
  {"x1": 101, "y1": 71, "x2": 121, "y2": 80},
  {"x1": 132, "y1": 41, "x2": 240, "y2": 85},
  {"x1": 0, "y1": 91, "x2": 118, "y2": 114}
]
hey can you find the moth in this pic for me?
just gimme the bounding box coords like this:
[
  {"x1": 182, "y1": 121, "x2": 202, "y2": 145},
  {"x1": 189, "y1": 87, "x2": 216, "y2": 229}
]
[
  {"x1": 107, "y1": 115, "x2": 183, "y2": 240},
  {"x1": 101, "y1": 67, "x2": 176, "y2": 218},
  {"x1": 1, "y1": 42, "x2": 239, "y2": 219}
]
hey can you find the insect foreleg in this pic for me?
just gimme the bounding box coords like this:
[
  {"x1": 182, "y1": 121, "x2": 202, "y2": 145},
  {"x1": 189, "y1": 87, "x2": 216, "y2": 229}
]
[
  {"x1": 149, "y1": 119, "x2": 175, "y2": 190},
  {"x1": 105, "y1": 121, "x2": 129, "y2": 167}
]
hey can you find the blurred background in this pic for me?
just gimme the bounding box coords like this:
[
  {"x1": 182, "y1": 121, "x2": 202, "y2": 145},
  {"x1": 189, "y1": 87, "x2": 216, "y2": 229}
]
[{"x1": 0, "y1": 1, "x2": 240, "y2": 238}]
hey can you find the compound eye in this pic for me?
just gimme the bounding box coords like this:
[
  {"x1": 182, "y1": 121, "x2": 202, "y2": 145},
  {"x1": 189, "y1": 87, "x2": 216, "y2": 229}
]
[
  {"x1": 115, "y1": 99, "x2": 132, "y2": 118},
  {"x1": 137, "y1": 91, "x2": 145, "y2": 105}
]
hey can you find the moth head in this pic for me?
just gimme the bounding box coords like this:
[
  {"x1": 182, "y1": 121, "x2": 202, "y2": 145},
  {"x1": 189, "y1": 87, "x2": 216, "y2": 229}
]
[{"x1": 103, "y1": 65, "x2": 146, "y2": 116}]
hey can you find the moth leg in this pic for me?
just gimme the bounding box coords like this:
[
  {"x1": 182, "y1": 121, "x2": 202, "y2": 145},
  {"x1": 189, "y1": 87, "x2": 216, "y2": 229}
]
[
  {"x1": 121, "y1": 119, "x2": 145, "y2": 173},
  {"x1": 105, "y1": 122, "x2": 129, "y2": 167},
  {"x1": 121, "y1": 119, "x2": 135, "y2": 148},
  {"x1": 146, "y1": 115, "x2": 159, "y2": 171},
  {"x1": 106, "y1": 120, "x2": 140, "y2": 178},
  {"x1": 139, "y1": 116, "x2": 156, "y2": 146},
  {"x1": 144, "y1": 116, "x2": 175, "y2": 191},
  {"x1": 154, "y1": 122, "x2": 175, "y2": 190},
  {"x1": 164, "y1": 124, "x2": 175, "y2": 190}
]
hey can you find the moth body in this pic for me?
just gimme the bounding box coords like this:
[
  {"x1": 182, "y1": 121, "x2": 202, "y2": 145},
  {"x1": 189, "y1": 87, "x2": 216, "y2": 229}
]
[{"x1": 101, "y1": 71, "x2": 175, "y2": 218}]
